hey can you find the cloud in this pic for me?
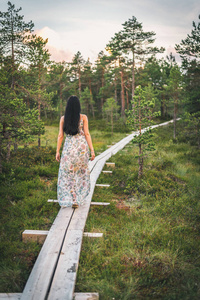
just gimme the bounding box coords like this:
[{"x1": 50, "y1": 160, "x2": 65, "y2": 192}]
[{"x1": 35, "y1": 27, "x2": 73, "y2": 62}]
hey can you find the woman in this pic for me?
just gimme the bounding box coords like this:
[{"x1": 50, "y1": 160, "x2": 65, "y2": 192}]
[{"x1": 56, "y1": 95, "x2": 95, "y2": 208}]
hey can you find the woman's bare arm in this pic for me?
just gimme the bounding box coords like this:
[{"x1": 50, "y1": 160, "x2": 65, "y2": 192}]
[
  {"x1": 83, "y1": 115, "x2": 95, "y2": 161},
  {"x1": 56, "y1": 116, "x2": 64, "y2": 161}
]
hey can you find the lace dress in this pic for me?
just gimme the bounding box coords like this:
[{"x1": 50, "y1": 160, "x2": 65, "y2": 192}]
[{"x1": 57, "y1": 118, "x2": 90, "y2": 207}]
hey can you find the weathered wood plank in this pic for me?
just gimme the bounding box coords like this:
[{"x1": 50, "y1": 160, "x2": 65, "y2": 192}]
[
  {"x1": 48, "y1": 200, "x2": 110, "y2": 206},
  {"x1": 21, "y1": 208, "x2": 74, "y2": 300},
  {"x1": 102, "y1": 170, "x2": 112, "y2": 174},
  {"x1": 47, "y1": 159, "x2": 107, "y2": 299},
  {"x1": 95, "y1": 184, "x2": 110, "y2": 187},
  {"x1": 73, "y1": 293, "x2": 99, "y2": 300},
  {"x1": 0, "y1": 293, "x2": 99, "y2": 300},
  {"x1": 48, "y1": 199, "x2": 58, "y2": 202},
  {"x1": 47, "y1": 229, "x2": 83, "y2": 300},
  {"x1": 105, "y1": 162, "x2": 115, "y2": 168},
  {"x1": 22, "y1": 230, "x2": 49, "y2": 244},
  {"x1": 90, "y1": 202, "x2": 110, "y2": 206},
  {"x1": 0, "y1": 294, "x2": 21, "y2": 300},
  {"x1": 83, "y1": 233, "x2": 103, "y2": 238}
]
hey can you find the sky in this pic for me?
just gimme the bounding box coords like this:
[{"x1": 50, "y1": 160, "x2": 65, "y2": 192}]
[{"x1": 0, "y1": 0, "x2": 199, "y2": 63}]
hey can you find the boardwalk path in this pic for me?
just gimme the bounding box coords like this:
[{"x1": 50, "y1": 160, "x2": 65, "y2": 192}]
[{"x1": 0, "y1": 120, "x2": 174, "y2": 300}]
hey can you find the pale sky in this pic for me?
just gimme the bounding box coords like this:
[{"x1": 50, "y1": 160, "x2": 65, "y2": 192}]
[{"x1": 0, "y1": 0, "x2": 199, "y2": 63}]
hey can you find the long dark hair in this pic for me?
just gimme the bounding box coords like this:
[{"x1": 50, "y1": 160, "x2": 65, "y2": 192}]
[{"x1": 63, "y1": 95, "x2": 81, "y2": 135}]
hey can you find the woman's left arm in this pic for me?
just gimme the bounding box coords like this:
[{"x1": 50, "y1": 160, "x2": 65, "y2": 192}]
[{"x1": 56, "y1": 116, "x2": 64, "y2": 162}]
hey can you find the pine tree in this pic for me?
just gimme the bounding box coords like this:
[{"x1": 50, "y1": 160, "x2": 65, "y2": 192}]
[
  {"x1": 107, "y1": 16, "x2": 165, "y2": 99},
  {"x1": 106, "y1": 37, "x2": 126, "y2": 116},
  {"x1": 80, "y1": 87, "x2": 95, "y2": 116},
  {"x1": 167, "y1": 65, "x2": 183, "y2": 139},
  {"x1": 0, "y1": 1, "x2": 34, "y2": 88},
  {"x1": 175, "y1": 15, "x2": 200, "y2": 113},
  {"x1": 126, "y1": 85, "x2": 158, "y2": 177},
  {"x1": 103, "y1": 97, "x2": 120, "y2": 135},
  {"x1": 70, "y1": 51, "x2": 84, "y2": 97},
  {"x1": 0, "y1": 65, "x2": 44, "y2": 172},
  {"x1": 24, "y1": 35, "x2": 54, "y2": 147}
]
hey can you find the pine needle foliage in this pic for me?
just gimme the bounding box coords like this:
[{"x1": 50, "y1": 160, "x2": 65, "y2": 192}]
[{"x1": 126, "y1": 85, "x2": 159, "y2": 177}]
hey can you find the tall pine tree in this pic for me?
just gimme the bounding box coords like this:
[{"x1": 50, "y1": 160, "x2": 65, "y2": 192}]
[{"x1": 0, "y1": 1, "x2": 34, "y2": 88}]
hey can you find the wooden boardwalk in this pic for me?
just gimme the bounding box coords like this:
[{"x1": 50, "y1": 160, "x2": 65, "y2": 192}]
[{"x1": 0, "y1": 120, "x2": 175, "y2": 300}]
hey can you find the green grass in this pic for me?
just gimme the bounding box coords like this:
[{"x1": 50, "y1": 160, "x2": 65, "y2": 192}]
[
  {"x1": 28, "y1": 122, "x2": 128, "y2": 151},
  {"x1": 0, "y1": 121, "x2": 199, "y2": 299},
  {"x1": 75, "y1": 123, "x2": 200, "y2": 299},
  {"x1": 0, "y1": 125, "x2": 129, "y2": 293}
]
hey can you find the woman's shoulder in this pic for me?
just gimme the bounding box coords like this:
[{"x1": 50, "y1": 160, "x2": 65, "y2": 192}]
[
  {"x1": 80, "y1": 114, "x2": 88, "y2": 121},
  {"x1": 60, "y1": 115, "x2": 64, "y2": 124}
]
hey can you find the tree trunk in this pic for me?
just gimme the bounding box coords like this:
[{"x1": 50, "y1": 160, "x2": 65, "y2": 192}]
[
  {"x1": 11, "y1": 20, "x2": 15, "y2": 90},
  {"x1": 101, "y1": 68, "x2": 105, "y2": 111},
  {"x1": 161, "y1": 94, "x2": 165, "y2": 119},
  {"x1": 38, "y1": 65, "x2": 41, "y2": 148},
  {"x1": 111, "y1": 110, "x2": 113, "y2": 136},
  {"x1": 14, "y1": 139, "x2": 18, "y2": 152},
  {"x1": 0, "y1": 153, "x2": 2, "y2": 174},
  {"x1": 6, "y1": 136, "x2": 11, "y2": 162},
  {"x1": 78, "y1": 67, "x2": 81, "y2": 97},
  {"x1": 173, "y1": 100, "x2": 177, "y2": 139},
  {"x1": 38, "y1": 102, "x2": 41, "y2": 148},
  {"x1": 120, "y1": 67, "x2": 125, "y2": 117},
  {"x1": 138, "y1": 143, "x2": 143, "y2": 178},
  {"x1": 132, "y1": 50, "x2": 135, "y2": 100},
  {"x1": 59, "y1": 82, "x2": 63, "y2": 118},
  {"x1": 87, "y1": 101, "x2": 89, "y2": 116},
  {"x1": 89, "y1": 84, "x2": 95, "y2": 118},
  {"x1": 126, "y1": 88, "x2": 129, "y2": 110},
  {"x1": 114, "y1": 72, "x2": 117, "y2": 103},
  {"x1": 138, "y1": 94, "x2": 143, "y2": 177}
]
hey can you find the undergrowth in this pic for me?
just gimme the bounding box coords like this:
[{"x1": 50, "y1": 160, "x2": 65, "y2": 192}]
[
  {"x1": 0, "y1": 127, "x2": 129, "y2": 292},
  {"x1": 76, "y1": 122, "x2": 200, "y2": 299},
  {"x1": 0, "y1": 121, "x2": 199, "y2": 299}
]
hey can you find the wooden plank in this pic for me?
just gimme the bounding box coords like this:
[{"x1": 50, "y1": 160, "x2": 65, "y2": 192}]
[
  {"x1": 47, "y1": 159, "x2": 106, "y2": 299},
  {"x1": 95, "y1": 184, "x2": 110, "y2": 187},
  {"x1": 83, "y1": 233, "x2": 103, "y2": 238},
  {"x1": 91, "y1": 202, "x2": 110, "y2": 206},
  {"x1": 0, "y1": 294, "x2": 21, "y2": 300},
  {"x1": 0, "y1": 293, "x2": 99, "y2": 300},
  {"x1": 47, "y1": 229, "x2": 83, "y2": 300},
  {"x1": 48, "y1": 200, "x2": 110, "y2": 205},
  {"x1": 73, "y1": 293, "x2": 99, "y2": 300},
  {"x1": 102, "y1": 170, "x2": 112, "y2": 174},
  {"x1": 105, "y1": 162, "x2": 115, "y2": 168},
  {"x1": 22, "y1": 230, "x2": 49, "y2": 244},
  {"x1": 21, "y1": 208, "x2": 74, "y2": 300},
  {"x1": 48, "y1": 199, "x2": 58, "y2": 202}
]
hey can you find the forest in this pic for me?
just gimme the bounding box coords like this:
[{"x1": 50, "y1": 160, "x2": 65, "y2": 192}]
[{"x1": 0, "y1": 1, "x2": 200, "y2": 299}]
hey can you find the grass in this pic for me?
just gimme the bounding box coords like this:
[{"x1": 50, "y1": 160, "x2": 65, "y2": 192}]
[
  {"x1": 0, "y1": 121, "x2": 199, "y2": 299},
  {"x1": 75, "y1": 122, "x2": 200, "y2": 299},
  {"x1": 28, "y1": 119, "x2": 128, "y2": 151},
  {"x1": 0, "y1": 123, "x2": 129, "y2": 293}
]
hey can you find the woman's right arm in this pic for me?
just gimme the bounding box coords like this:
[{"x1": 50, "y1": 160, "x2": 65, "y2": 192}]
[
  {"x1": 83, "y1": 115, "x2": 95, "y2": 161},
  {"x1": 56, "y1": 116, "x2": 64, "y2": 162}
]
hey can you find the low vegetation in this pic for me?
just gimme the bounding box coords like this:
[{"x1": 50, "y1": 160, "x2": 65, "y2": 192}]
[
  {"x1": 0, "y1": 121, "x2": 199, "y2": 299},
  {"x1": 0, "y1": 124, "x2": 129, "y2": 292},
  {"x1": 76, "y1": 122, "x2": 200, "y2": 299}
]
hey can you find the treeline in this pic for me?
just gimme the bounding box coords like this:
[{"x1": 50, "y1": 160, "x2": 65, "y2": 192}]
[{"x1": 0, "y1": 2, "x2": 200, "y2": 170}]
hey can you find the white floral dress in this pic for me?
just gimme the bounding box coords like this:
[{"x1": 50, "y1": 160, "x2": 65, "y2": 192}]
[{"x1": 57, "y1": 118, "x2": 90, "y2": 207}]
